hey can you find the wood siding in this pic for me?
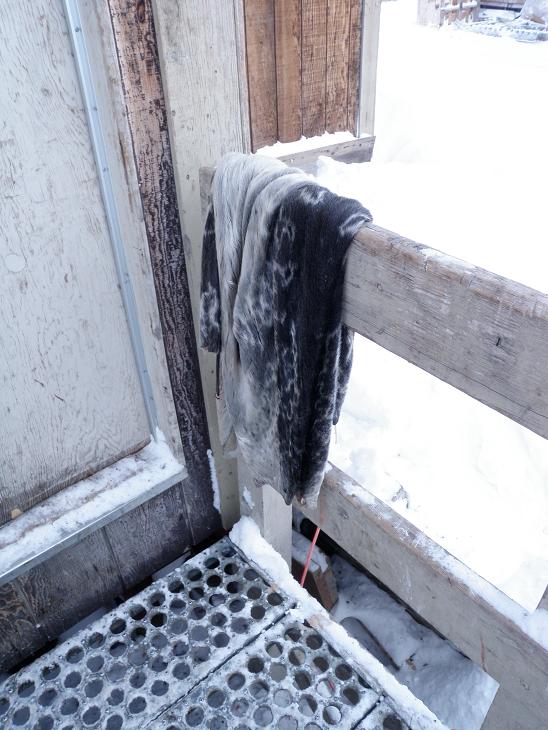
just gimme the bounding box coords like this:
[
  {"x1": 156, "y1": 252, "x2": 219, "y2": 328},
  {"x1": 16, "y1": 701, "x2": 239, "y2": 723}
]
[{"x1": 244, "y1": 0, "x2": 363, "y2": 150}]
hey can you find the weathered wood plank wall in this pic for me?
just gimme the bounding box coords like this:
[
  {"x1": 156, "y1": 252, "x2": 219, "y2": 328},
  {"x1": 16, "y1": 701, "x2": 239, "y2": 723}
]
[
  {"x1": 0, "y1": 0, "x2": 150, "y2": 524},
  {"x1": 244, "y1": 0, "x2": 363, "y2": 150},
  {"x1": 0, "y1": 0, "x2": 220, "y2": 671}
]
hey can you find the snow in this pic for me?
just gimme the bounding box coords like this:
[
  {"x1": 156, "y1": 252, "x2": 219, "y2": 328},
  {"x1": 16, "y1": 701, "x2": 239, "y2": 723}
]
[
  {"x1": 230, "y1": 516, "x2": 447, "y2": 729},
  {"x1": 330, "y1": 554, "x2": 499, "y2": 730},
  {"x1": 242, "y1": 485, "x2": 255, "y2": 510},
  {"x1": 257, "y1": 130, "x2": 355, "y2": 158},
  {"x1": 0, "y1": 430, "x2": 183, "y2": 578},
  {"x1": 206, "y1": 448, "x2": 221, "y2": 513},
  {"x1": 313, "y1": 0, "x2": 548, "y2": 613}
]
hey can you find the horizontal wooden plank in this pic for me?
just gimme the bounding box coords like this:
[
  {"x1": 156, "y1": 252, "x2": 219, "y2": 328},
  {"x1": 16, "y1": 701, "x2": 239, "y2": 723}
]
[
  {"x1": 276, "y1": 135, "x2": 375, "y2": 172},
  {"x1": 482, "y1": 687, "x2": 541, "y2": 730},
  {"x1": 298, "y1": 466, "x2": 548, "y2": 725},
  {"x1": 345, "y1": 224, "x2": 548, "y2": 440}
]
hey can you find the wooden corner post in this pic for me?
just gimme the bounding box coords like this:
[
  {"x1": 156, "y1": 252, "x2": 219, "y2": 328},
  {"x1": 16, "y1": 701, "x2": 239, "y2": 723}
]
[{"x1": 358, "y1": 0, "x2": 382, "y2": 136}]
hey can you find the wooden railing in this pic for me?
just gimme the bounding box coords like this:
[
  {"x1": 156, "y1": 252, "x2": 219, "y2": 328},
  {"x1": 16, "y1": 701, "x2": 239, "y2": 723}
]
[{"x1": 200, "y1": 166, "x2": 548, "y2": 729}]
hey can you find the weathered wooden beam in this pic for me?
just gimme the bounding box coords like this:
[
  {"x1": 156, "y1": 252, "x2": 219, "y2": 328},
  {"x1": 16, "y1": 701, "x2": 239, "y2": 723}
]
[
  {"x1": 277, "y1": 135, "x2": 375, "y2": 172},
  {"x1": 345, "y1": 224, "x2": 548, "y2": 441},
  {"x1": 238, "y1": 456, "x2": 292, "y2": 566},
  {"x1": 298, "y1": 465, "x2": 548, "y2": 726},
  {"x1": 107, "y1": 0, "x2": 221, "y2": 544},
  {"x1": 358, "y1": 0, "x2": 381, "y2": 135},
  {"x1": 152, "y1": 0, "x2": 251, "y2": 527},
  {"x1": 301, "y1": 0, "x2": 328, "y2": 138},
  {"x1": 244, "y1": 0, "x2": 278, "y2": 150},
  {"x1": 326, "y1": 0, "x2": 351, "y2": 132},
  {"x1": 481, "y1": 686, "x2": 542, "y2": 730},
  {"x1": 274, "y1": 0, "x2": 302, "y2": 141}
]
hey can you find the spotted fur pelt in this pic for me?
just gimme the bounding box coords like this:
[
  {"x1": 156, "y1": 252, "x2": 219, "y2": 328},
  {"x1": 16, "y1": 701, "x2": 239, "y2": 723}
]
[{"x1": 200, "y1": 153, "x2": 371, "y2": 506}]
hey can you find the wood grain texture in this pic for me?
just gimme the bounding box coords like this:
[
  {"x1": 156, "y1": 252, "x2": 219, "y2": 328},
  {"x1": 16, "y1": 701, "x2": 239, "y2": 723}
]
[
  {"x1": 275, "y1": 0, "x2": 302, "y2": 141},
  {"x1": 482, "y1": 687, "x2": 543, "y2": 730},
  {"x1": 345, "y1": 224, "x2": 548, "y2": 440},
  {"x1": 152, "y1": 0, "x2": 251, "y2": 526},
  {"x1": 347, "y1": 0, "x2": 362, "y2": 135},
  {"x1": 326, "y1": 0, "x2": 351, "y2": 131},
  {"x1": 238, "y1": 456, "x2": 292, "y2": 566},
  {"x1": 103, "y1": 486, "x2": 193, "y2": 589},
  {"x1": 0, "y1": 0, "x2": 150, "y2": 524},
  {"x1": 15, "y1": 530, "x2": 123, "y2": 645},
  {"x1": 0, "y1": 582, "x2": 44, "y2": 672},
  {"x1": 244, "y1": 0, "x2": 278, "y2": 150},
  {"x1": 301, "y1": 0, "x2": 328, "y2": 137},
  {"x1": 84, "y1": 0, "x2": 187, "y2": 468},
  {"x1": 107, "y1": 0, "x2": 220, "y2": 543},
  {"x1": 298, "y1": 466, "x2": 548, "y2": 724}
]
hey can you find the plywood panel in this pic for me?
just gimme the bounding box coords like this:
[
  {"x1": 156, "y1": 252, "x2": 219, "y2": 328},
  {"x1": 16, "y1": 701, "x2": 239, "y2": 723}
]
[
  {"x1": 275, "y1": 0, "x2": 302, "y2": 141},
  {"x1": 0, "y1": 0, "x2": 149, "y2": 523},
  {"x1": 326, "y1": 0, "x2": 351, "y2": 131},
  {"x1": 244, "y1": 0, "x2": 278, "y2": 150},
  {"x1": 302, "y1": 0, "x2": 328, "y2": 137}
]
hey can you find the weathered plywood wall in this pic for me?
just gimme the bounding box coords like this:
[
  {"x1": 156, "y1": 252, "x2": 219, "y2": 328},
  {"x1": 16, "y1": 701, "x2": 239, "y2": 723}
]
[
  {"x1": 244, "y1": 0, "x2": 363, "y2": 150},
  {"x1": 0, "y1": 0, "x2": 221, "y2": 671},
  {"x1": 0, "y1": 0, "x2": 150, "y2": 524}
]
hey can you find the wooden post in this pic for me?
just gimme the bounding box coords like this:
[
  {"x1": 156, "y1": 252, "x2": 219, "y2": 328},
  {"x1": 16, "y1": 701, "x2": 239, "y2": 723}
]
[
  {"x1": 152, "y1": 0, "x2": 251, "y2": 528},
  {"x1": 357, "y1": 0, "x2": 381, "y2": 136},
  {"x1": 238, "y1": 457, "x2": 292, "y2": 566}
]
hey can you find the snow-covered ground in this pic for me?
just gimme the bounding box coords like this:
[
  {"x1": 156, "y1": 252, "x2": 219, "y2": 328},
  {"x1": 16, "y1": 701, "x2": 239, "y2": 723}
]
[
  {"x1": 320, "y1": 0, "x2": 548, "y2": 613},
  {"x1": 331, "y1": 554, "x2": 498, "y2": 729}
]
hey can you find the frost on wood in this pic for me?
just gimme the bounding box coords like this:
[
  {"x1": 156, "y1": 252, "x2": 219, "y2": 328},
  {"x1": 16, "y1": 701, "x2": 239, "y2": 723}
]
[
  {"x1": 0, "y1": 431, "x2": 183, "y2": 580},
  {"x1": 206, "y1": 449, "x2": 221, "y2": 513}
]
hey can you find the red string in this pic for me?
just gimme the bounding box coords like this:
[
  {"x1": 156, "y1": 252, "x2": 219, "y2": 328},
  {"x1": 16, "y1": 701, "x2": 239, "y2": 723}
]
[{"x1": 300, "y1": 524, "x2": 321, "y2": 587}]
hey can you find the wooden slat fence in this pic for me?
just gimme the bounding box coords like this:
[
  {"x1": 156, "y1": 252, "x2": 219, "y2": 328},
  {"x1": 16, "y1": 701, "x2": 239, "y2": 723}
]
[{"x1": 244, "y1": 0, "x2": 364, "y2": 150}]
